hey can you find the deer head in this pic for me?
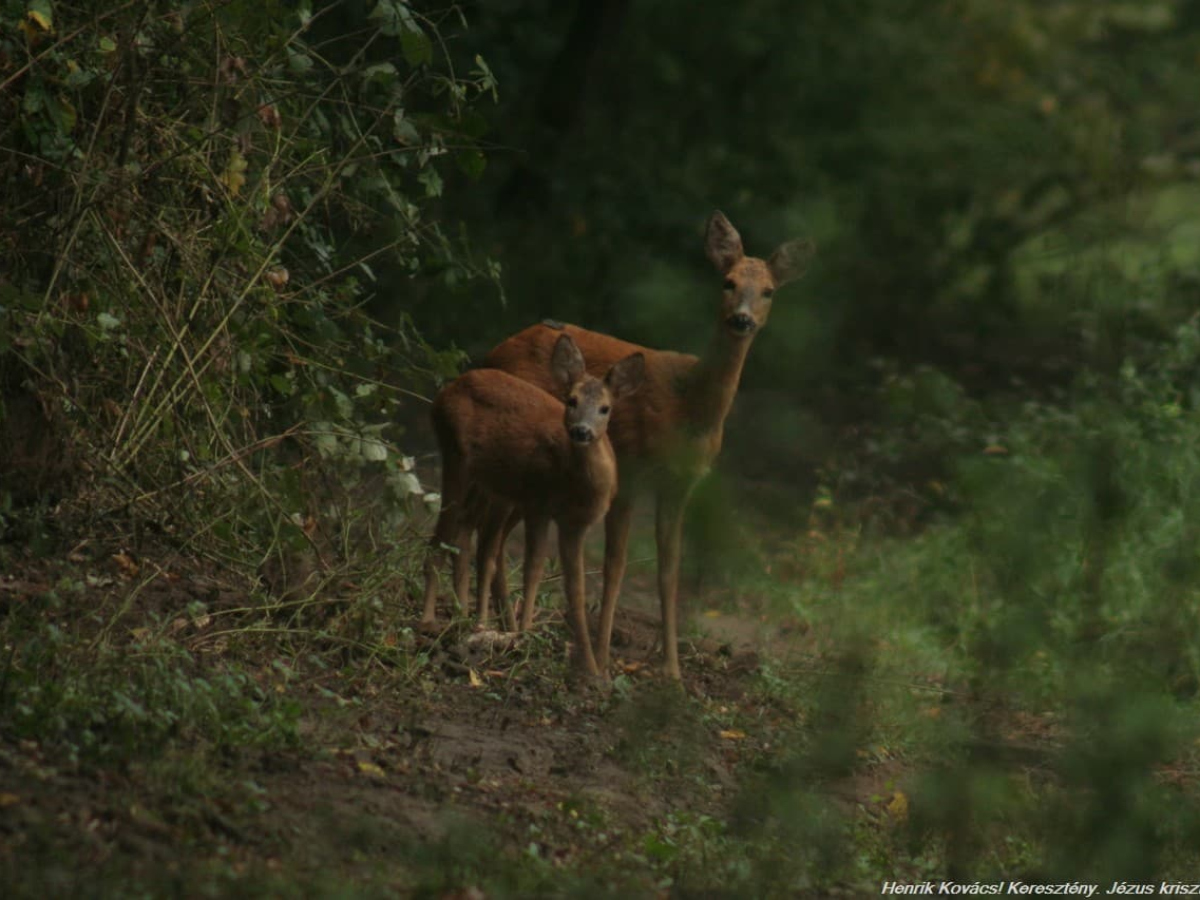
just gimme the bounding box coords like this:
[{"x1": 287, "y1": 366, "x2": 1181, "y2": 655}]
[{"x1": 705, "y1": 210, "x2": 814, "y2": 339}]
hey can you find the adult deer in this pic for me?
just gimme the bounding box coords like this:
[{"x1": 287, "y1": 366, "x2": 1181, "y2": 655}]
[
  {"x1": 420, "y1": 334, "x2": 644, "y2": 678},
  {"x1": 483, "y1": 211, "x2": 812, "y2": 679}
]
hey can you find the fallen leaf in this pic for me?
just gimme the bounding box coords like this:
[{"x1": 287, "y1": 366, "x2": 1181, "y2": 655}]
[
  {"x1": 702, "y1": 609, "x2": 721, "y2": 618},
  {"x1": 718, "y1": 729, "x2": 747, "y2": 741},
  {"x1": 0, "y1": 793, "x2": 19, "y2": 808},
  {"x1": 468, "y1": 668, "x2": 483, "y2": 688},
  {"x1": 264, "y1": 267, "x2": 289, "y2": 291},
  {"x1": 356, "y1": 760, "x2": 386, "y2": 779},
  {"x1": 112, "y1": 551, "x2": 139, "y2": 576}
]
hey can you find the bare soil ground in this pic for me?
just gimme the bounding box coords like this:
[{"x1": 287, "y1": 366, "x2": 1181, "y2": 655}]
[{"x1": 0, "y1": 542, "x2": 875, "y2": 898}]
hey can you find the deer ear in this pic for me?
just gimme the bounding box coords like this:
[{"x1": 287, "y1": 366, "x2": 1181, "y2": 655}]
[
  {"x1": 605, "y1": 353, "x2": 645, "y2": 401},
  {"x1": 768, "y1": 238, "x2": 815, "y2": 288},
  {"x1": 550, "y1": 334, "x2": 585, "y2": 389},
  {"x1": 705, "y1": 211, "x2": 744, "y2": 275}
]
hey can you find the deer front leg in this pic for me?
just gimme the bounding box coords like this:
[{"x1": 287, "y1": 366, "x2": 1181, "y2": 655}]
[
  {"x1": 560, "y1": 527, "x2": 600, "y2": 679},
  {"x1": 655, "y1": 482, "x2": 693, "y2": 680},
  {"x1": 594, "y1": 493, "x2": 635, "y2": 670},
  {"x1": 520, "y1": 513, "x2": 552, "y2": 631}
]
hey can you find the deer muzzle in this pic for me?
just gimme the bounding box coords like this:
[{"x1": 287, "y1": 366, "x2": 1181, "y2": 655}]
[
  {"x1": 726, "y1": 312, "x2": 757, "y2": 335},
  {"x1": 568, "y1": 424, "x2": 596, "y2": 444}
]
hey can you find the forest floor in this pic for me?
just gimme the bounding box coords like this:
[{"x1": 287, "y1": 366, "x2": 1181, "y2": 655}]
[{"x1": 0, "y1": 524, "x2": 921, "y2": 898}]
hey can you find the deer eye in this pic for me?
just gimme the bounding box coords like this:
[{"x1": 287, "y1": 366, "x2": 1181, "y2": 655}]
[
  {"x1": 567, "y1": 397, "x2": 579, "y2": 408},
  {"x1": 722, "y1": 278, "x2": 736, "y2": 291},
  {"x1": 599, "y1": 405, "x2": 611, "y2": 415},
  {"x1": 763, "y1": 288, "x2": 775, "y2": 298}
]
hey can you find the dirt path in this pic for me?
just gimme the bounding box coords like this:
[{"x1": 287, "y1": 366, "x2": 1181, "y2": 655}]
[{"x1": 0, "y1": 548, "x2": 828, "y2": 897}]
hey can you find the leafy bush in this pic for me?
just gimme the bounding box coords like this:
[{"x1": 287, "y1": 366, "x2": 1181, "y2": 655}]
[{"x1": 0, "y1": 0, "x2": 497, "y2": 567}]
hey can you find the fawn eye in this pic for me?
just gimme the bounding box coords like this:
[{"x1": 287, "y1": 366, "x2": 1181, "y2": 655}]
[
  {"x1": 567, "y1": 397, "x2": 578, "y2": 408},
  {"x1": 599, "y1": 405, "x2": 611, "y2": 415},
  {"x1": 722, "y1": 278, "x2": 736, "y2": 291},
  {"x1": 763, "y1": 288, "x2": 775, "y2": 298}
]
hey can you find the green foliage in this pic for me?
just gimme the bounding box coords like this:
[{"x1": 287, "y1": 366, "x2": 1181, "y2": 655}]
[
  {"x1": 0, "y1": 596, "x2": 299, "y2": 766},
  {"x1": 0, "y1": 0, "x2": 497, "y2": 562}
]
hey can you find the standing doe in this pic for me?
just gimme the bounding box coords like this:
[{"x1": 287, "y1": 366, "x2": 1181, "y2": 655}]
[
  {"x1": 483, "y1": 211, "x2": 812, "y2": 679},
  {"x1": 420, "y1": 334, "x2": 644, "y2": 678}
]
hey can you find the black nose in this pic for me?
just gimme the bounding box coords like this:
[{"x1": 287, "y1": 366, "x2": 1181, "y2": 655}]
[
  {"x1": 727, "y1": 313, "x2": 756, "y2": 334},
  {"x1": 568, "y1": 425, "x2": 594, "y2": 443}
]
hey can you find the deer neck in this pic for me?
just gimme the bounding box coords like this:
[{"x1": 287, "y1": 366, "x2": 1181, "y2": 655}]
[
  {"x1": 566, "y1": 436, "x2": 617, "y2": 499},
  {"x1": 684, "y1": 331, "x2": 754, "y2": 434}
]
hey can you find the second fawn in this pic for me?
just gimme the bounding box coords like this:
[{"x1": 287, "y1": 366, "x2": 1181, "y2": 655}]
[{"x1": 420, "y1": 334, "x2": 644, "y2": 678}]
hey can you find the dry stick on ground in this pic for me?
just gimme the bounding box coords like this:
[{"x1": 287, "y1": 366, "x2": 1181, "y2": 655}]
[{"x1": 483, "y1": 211, "x2": 813, "y2": 680}]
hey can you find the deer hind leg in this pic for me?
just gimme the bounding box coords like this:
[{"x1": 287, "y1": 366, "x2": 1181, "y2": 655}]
[
  {"x1": 422, "y1": 458, "x2": 469, "y2": 625},
  {"x1": 489, "y1": 507, "x2": 521, "y2": 631},
  {"x1": 519, "y1": 513, "x2": 552, "y2": 631},
  {"x1": 421, "y1": 508, "x2": 464, "y2": 625},
  {"x1": 655, "y1": 482, "x2": 693, "y2": 680},
  {"x1": 594, "y1": 494, "x2": 635, "y2": 670},
  {"x1": 559, "y1": 526, "x2": 600, "y2": 679},
  {"x1": 474, "y1": 499, "x2": 512, "y2": 628}
]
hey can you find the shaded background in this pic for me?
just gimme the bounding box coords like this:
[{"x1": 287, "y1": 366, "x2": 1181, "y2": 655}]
[{"x1": 385, "y1": 0, "x2": 1200, "y2": 523}]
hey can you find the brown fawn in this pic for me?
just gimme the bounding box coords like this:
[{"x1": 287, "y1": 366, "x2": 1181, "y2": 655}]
[
  {"x1": 482, "y1": 211, "x2": 812, "y2": 680},
  {"x1": 420, "y1": 334, "x2": 644, "y2": 678}
]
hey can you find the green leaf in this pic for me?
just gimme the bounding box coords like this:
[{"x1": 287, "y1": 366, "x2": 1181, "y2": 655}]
[
  {"x1": 369, "y1": 0, "x2": 416, "y2": 38},
  {"x1": 418, "y1": 167, "x2": 442, "y2": 198},
  {"x1": 473, "y1": 54, "x2": 499, "y2": 99},
  {"x1": 46, "y1": 94, "x2": 76, "y2": 133},
  {"x1": 455, "y1": 149, "x2": 486, "y2": 180},
  {"x1": 98, "y1": 35, "x2": 116, "y2": 53},
  {"x1": 400, "y1": 27, "x2": 432, "y2": 67},
  {"x1": 363, "y1": 62, "x2": 397, "y2": 83},
  {"x1": 361, "y1": 439, "x2": 388, "y2": 462},
  {"x1": 27, "y1": 0, "x2": 53, "y2": 32},
  {"x1": 312, "y1": 422, "x2": 338, "y2": 458},
  {"x1": 96, "y1": 312, "x2": 120, "y2": 331},
  {"x1": 393, "y1": 111, "x2": 420, "y2": 145},
  {"x1": 287, "y1": 49, "x2": 313, "y2": 73}
]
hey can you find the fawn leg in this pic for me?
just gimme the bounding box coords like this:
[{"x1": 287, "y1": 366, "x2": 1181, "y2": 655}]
[
  {"x1": 520, "y1": 514, "x2": 551, "y2": 631},
  {"x1": 560, "y1": 527, "x2": 600, "y2": 678},
  {"x1": 594, "y1": 494, "x2": 634, "y2": 669}
]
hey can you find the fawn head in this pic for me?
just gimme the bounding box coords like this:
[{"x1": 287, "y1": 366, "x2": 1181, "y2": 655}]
[
  {"x1": 551, "y1": 334, "x2": 645, "y2": 445},
  {"x1": 705, "y1": 211, "x2": 814, "y2": 339}
]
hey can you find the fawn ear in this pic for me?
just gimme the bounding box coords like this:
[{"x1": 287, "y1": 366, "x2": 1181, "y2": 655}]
[
  {"x1": 705, "y1": 211, "x2": 744, "y2": 275},
  {"x1": 550, "y1": 334, "x2": 585, "y2": 389},
  {"x1": 605, "y1": 352, "x2": 645, "y2": 401},
  {"x1": 768, "y1": 237, "x2": 815, "y2": 288}
]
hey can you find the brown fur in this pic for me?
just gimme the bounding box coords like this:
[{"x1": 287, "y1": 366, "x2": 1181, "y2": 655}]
[
  {"x1": 421, "y1": 336, "x2": 643, "y2": 679},
  {"x1": 482, "y1": 211, "x2": 812, "y2": 679}
]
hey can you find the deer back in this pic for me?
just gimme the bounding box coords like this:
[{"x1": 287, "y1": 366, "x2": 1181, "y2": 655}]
[
  {"x1": 431, "y1": 367, "x2": 618, "y2": 521},
  {"x1": 484, "y1": 323, "x2": 695, "y2": 465}
]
